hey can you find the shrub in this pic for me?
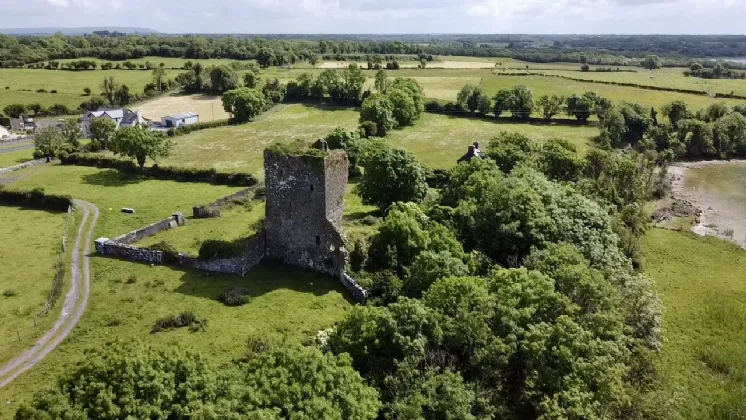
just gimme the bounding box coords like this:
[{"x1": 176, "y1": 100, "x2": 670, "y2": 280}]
[
  {"x1": 218, "y1": 287, "x2": 252, "y2": 306},
  {"x1": 147, "y1": 241, "x2": 180, "y2": 264},
  {"x1": 151, "y1": 312, "x2": 205, "y2": 333},
  {"x1": 3, "y1": 289, "x2": 18, "y2": 297},
  {"x1": 198, "y1": 238, "x2": 249, "y2": 260},
  {"x1": 58, "y1": 153, "x2": 257, "y2": 186},
  {"x1": 0, "y1": 186, "x2": 72, "y2": 212},
  {"x1": 125, "y1": 275, "x2": 137, "y2": 284}
]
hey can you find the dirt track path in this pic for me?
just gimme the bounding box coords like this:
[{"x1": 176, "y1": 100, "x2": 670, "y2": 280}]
[{"x1": 0, "y1": 200, "x2": 99, "y2": 388}]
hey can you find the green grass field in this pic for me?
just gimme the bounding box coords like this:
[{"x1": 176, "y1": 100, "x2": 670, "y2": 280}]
[
  {"x1": 644, "y1": 228, "x2": 746, "y2": 419},
  {"x1": 0, "y1": 68, "x2": 183, "y2": 113},
  {"x1": 137, "y1": 201, "x2": 266, "y2": 256},
  {"x1": 164, "y1": 104, "x2": 360, "y2": 175},
  {"x1": 0, "y1": 207, "x2": 68, "y2": 366},
  {"x1": 0, "y1": 164, "x2": 244, "y2": 239},
  {"x1": 535, "y1": 67, "x2": 746, "y2": 98},
  {"x1": 167, "y1": 104, "x2": 597, "y2": 174},
  {"x1": 0, "y1": 148, "x2": 34, "y2": 168},
  {"x1": 0, "y1": 163, "x2": 354, "y2": 418},
  {"x1": 480, "y1": 75, "x2": 746, "y2": 115},
  {"x1": 0, "y1": 258, "x2": 352, "y2": 418},
  {"x1": 387, "y1": 113, "x2": 597, "y2": 169}
]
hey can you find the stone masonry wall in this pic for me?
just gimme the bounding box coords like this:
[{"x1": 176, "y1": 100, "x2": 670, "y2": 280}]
[
  {"x1": 113, "y1": 213, "x2": 186, "y2": 245},
  {"x1": 95, "y1": 213, "x2": 185, "y2": 263},
  {"x1": 192, "y1": 187, "x2": 257, "y2": 218},
  {"x1": 95, "y1": 240, "x2": 164, "y2": 264},
  {"x1": 178, "y1": 232, "x2": 266, "y2": 275},
  {"x1": 0, "y1": 159, "x2": 48, "y2": 175},
  {"x1": 263, "y1": 148, "x2": 349, "y2": 278},
  {"x1": 94, "y1": 147, "x2": 369, "y2": 304}
]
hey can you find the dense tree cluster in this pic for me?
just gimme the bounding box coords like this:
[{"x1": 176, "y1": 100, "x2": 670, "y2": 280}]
[
  {"x1": 359, "y1": 77, "x2": 425, "y2": 136},
  {"x1": 5, "y1": 33, "x2": 746, "y2": 69},
  {"x1": 109, "y1": 124, "x2": 172, "y2": 168},
  {"x1": 16, "y1": 344, "x2": 381, "y2": 419},
  {"x1": 684, "y1": 62, "x2": 746, "y2": 79},
  {"x1": 285, "y1": 65, "x2": 366, "y2": 104}
]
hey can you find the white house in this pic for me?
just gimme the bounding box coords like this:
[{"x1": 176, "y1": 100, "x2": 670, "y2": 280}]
[
  {"x1": 82, "y1": 108, "x2": 149, "y2": 137},
  {"x1": 161, "y1": 112, "x2": 199, "y2": 128}
]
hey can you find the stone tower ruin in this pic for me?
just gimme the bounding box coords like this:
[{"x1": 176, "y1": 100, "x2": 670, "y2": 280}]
[{"x1": 263, "y1": 142, "x2": 349, "y2": 277}]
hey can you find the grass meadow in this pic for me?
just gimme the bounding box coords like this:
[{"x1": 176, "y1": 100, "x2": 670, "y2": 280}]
[
  {"x1": 0, "y1": 207, "x2": 69, "y2": 367},
  {"x1": 137, "y1": 201, "x2": 267, "y2": 256},
  {"x1": 0, "y1": 163, "x2": 353, "y2": 417},
  {"x1": 387, "y1": 113, "x2": 597, "y2": 169},
  {"x1": 163, "y1": 104, "x2": 360, "y2": 175},
  {"x1": 644, "y1": 228, "x2": 746, "y2": 419},
  {"x1": 0, "y1": 164, "x2": 245, "y2": 239},
  {"x1": 479, "y1": 74, "x2": 746, "y2": 115},
  {"x1": 0, "y1": 68, "x2": 183, "y2": 113},
  {"x1": 0, "y1": 148, "x2": 34, "y2": 168},
  {"x1": 0, "y1": 258, "x2": 352, "y2": 418}
]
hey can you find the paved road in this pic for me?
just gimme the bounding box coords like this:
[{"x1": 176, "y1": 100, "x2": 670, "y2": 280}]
[{"x1": 0, "y1": 200, "x2": 99, "y2": 388}]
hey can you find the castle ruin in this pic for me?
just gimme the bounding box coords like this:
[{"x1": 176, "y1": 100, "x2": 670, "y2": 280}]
[
  {"x1": 96, "y1": 140, "x2": 368, "y2": 302},
  {"x1": 263, "y1": 142, "x2": 349, "y2": 278}
]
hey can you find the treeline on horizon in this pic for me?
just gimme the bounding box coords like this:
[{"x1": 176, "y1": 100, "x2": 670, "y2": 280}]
[{"x1": 3, "y1": 33, "x2": 746, "y2": 68}]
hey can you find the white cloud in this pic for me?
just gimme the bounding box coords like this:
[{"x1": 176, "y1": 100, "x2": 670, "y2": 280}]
[{"x1": 1, "y1": 0, "x2": 745, "y2": 33}]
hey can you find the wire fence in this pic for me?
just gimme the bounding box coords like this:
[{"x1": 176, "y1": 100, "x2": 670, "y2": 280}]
[
  {"x1": 39, "y1": 205, "x2": 74, "y2": 317},
  {"x1": 6, "y1": 205, "x2": 74, "y2": 345},
  {"x1": 0, "y1": 136, "x2": 33, "y2": 146}
]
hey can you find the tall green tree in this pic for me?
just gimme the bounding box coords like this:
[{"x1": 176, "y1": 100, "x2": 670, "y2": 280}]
[
  {"x1": 641, "y1": 55, "x2": 662, "y2": 70},
  {"x1": 492, "y1": 89, "x2": 512, "y2": 117},
  {"x1": 89, "y1": 117, "x2": 116, "y2": 149},
  {"x1": 535, "y1": 94, "x2": 565, "y2": 121},
  {"x1": 3, "y1": 104, "x2": 25, "y2": 118},
  {"x1": 507, "y1": 85, "x2": 534, "y2": 120},
  {"x1": 100, "y1": 76, "x2": 119, "y2": 105},
  {"x1": 222, "y1": 87, "x2": 266, "y2": 123},
  {"x1": 109, "y1": 125, "x2": 172, "y2": 168},
  {"x1": 33, "y1": 126, "x2": 63, "y2": 161},
  {"x1": 661, "y1": 100, "x2": 691, "y2": 129},
  {"x1": 209, "y1": 65, "x2": 239, "y2": 93},
  {"x1": 374, "y1": 68, "x2": 391, "y2": 93},
  {"x1": 61, "y1": 120, "x2": 82, "y2": 147},
  {"x1": 152, "y1": 63, "x2": 167, "y2": 91},
  {"x1": 359, "y1": 142, "x2": 427, "y2": 209},
  {"x1": 359, "y1": 94, "x2": 397, "y2": 136}
]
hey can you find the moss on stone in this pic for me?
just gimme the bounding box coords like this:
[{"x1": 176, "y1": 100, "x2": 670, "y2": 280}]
[{"x1": 266, "y1": 139, "x2": 328, "y2": 173}]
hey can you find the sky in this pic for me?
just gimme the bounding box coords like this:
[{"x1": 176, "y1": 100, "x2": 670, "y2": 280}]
[{"x1": 0, "y1": 0, "x2": 744, "y2": 34}]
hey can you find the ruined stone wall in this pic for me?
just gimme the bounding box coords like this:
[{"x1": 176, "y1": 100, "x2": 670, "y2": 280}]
[
  {"x1": 341, "y1": 272, "x2": 368, "y2": 303},
  {"x1": 112, "y1": 213, "x2": 185, "y2": 245},
  {"x1": 263, "y1": 149, "x2": 348, "y2": 278},
  {"x1": 95, "y1": 239, "x2": 164, "y2": 264},
  {"x1": 179, "y1": 233, "x2": 266, "y2": 275},
  {"x1": 0, "y1": 159, "x2": 48, "y2": 175},
  {"x1": 324, "y1": 150, "x2": 348, "y2": 229},
  {"x1": 192, "y1": 187, "x2": 256, "y2": 219}
]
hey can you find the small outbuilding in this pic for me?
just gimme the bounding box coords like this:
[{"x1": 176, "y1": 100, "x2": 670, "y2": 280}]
[{"x1": 161, "y1": 112, "x2": 199, "y2": 128}]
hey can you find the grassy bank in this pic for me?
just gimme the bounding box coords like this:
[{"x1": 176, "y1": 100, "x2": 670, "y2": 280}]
[{"x1": 645, "y1": 228, "x2": 746, "y2": 419}]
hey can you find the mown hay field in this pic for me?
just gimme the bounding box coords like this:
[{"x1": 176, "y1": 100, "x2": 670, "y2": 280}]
[{"x1": 134, "y1": 93, "x2": 229, "y2": 121}]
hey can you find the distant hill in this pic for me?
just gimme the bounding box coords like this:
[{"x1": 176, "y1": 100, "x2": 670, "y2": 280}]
[{"x1": 0, "y1": 27, "x2": 159, "y2": 35}]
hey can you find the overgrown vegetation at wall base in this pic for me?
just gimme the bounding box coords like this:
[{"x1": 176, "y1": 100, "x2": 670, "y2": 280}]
[
  {"x1": 59, "y1": 153, "x2": 257, "y2": 186},
  {"x1": 0, "y1": 186, "x2": 72, "y2": 212}
]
